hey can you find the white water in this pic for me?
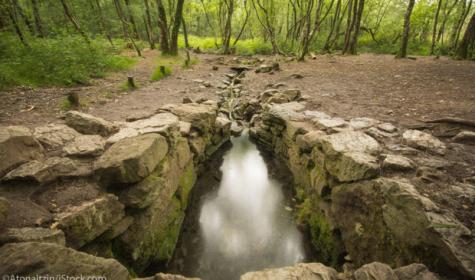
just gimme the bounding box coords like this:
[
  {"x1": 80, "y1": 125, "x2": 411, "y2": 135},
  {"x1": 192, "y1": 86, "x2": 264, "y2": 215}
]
[{"x1": 197, "y1": 132, "x2": 304, "y2": 279}]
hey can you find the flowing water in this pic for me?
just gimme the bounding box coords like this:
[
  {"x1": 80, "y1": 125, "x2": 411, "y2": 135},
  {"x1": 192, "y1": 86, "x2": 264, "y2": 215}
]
[{"x1": 169, "y1": 132, "x2": 305, "y2": 280}]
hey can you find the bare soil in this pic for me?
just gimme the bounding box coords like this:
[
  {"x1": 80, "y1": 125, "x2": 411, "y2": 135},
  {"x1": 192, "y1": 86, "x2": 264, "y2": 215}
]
[{"x1": 1, "y1": 52, "x2": 474, "y2": 128}]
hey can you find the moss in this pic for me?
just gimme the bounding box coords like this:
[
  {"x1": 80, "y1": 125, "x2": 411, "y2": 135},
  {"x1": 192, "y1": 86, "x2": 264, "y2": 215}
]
[
  {"x1": 296, "y1": 198, "x2": 340, "y2": 267},
  {"x1": 155, "y1": 197, "x2": 184, "y2": 261},
  {"x1": 177, "y1": 162, "x2": 197, "y2": 210}
]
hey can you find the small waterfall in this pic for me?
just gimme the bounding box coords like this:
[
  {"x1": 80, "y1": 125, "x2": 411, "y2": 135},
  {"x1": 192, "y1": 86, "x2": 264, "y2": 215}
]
[{"x1": 197, "y1": 132, "x2": 304, "y2": 279}]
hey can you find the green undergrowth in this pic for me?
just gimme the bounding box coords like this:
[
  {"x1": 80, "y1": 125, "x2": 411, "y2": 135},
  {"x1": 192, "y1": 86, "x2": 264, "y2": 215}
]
[
  {"x1": 0, "y1": 33, "x2": 137, "y2": 89},
  {"x1": 150, "y1": 65, "x2": 172, "y2": 81},
  {"x1": 150, "y1": 51, "x2": 199, "y2": 81},
  {"x1": 178, "y1": 35, "x2": 273, "y2": 55}
]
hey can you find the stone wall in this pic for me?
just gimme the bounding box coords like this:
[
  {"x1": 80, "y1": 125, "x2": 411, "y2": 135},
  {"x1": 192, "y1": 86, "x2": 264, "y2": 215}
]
[
  {"x1": 0, "y1": 100, "x2": 231, "y2": 277},
  {"x1": 248, "y1": 101, "x2": 474, "y2": 279}
]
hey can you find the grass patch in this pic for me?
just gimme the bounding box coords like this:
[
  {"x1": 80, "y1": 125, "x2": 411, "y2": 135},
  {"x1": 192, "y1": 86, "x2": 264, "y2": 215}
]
[
  {"x1": 0, "y1": 33, "x2": 137, "y2": 89},
  {"x1": 178, "y1": 35, "x2": 273, "y2": 55},
  {"x1": 151, "y1": 65, "x2": 172, "y2": 81}
]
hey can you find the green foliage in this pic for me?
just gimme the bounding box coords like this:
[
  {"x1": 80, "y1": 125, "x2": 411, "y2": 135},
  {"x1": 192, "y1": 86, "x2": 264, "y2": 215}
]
[
  {"x1": 150, "y1": 65, "x2": 172, "y2": 81},
  {"x1": 60, "y1": 98, "x2": 74, "y2": 111},
  {"x1": 179, "y1": 35, "x2": 273, "y2": 55},
  {"x1": 0, "y1": 34, "x2": 136, "y2": 89}
]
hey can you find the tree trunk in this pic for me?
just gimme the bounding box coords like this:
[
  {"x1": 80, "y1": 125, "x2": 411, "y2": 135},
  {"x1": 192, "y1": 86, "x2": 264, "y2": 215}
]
[
  {"x1": 143, "y1": 0, "x2": 155, "y2": 49},
  {"x1": 12, "y1": 0, "x2": 34, "y2": 35},
  {"x1": 169, "y1": 0, "x2": 185, "y2": 55},
  {"x1": 124, "y1": 0, "x2": 140, "y2": 40},
  {"x1": 430, "y1": 0, "x2": 443, "y2": 54},
  {"x1": 222, "y1": 0, "x2": 234, "y2": 54},
  {"x1": 233, "y1": 0, "x2": 251, "y2": 46},
  {"x1": 182, "y1": 17, "x2": 189, "y2": 48},
  {"x1": 156, "y1": 0, "x2": 170, "y2": 53},
  {"x1": 114, "y1": 0, "x2": 142, "y2": 56},
  {"x1": 59, "y1": 0, "x2": 90, "y2": 45},
  {"x1": 343, "y1": 0, "x2": 356, "y2": 53},
  {"x1": 456, "y1": 12, "x2": 475, "y2": 59},
  {"x1": 451, "y1": 0, "x2": 471, "y2": 50},
  {"x1": 95, "y1": 0, "x2": 113, "y2": 45},
  {"x1": 30, "y1": 0, "x2": 44, "y2": 37},
  {"x1": 348, "y1": 0, "x2": 364, "y2": 54},
  {"x1": 397, "y1": 0, "x2": 416, "y2": 58},
  {"x1": 6, "y1": 1, "x2": 29, "y2": 47},
  {"x1": 324, "y1": 0, "x2": 342, "y2": 51}
]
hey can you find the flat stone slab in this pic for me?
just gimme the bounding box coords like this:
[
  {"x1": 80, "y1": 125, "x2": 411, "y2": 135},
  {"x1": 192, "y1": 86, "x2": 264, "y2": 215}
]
[
  {"x1": 55, "y1": 194, "x2": 124, "y2": 248},
  {"x1": 65, "y1": 110, "x2": 117, "y2": 137},
  {"x1": 63, "y1": 135, "x2": 105, "y2": 157},
  {"x1": 0, "y1": 242, "x2": 129, "y2": 280},
  {"x1": 34, "y1": 124, "x2": 81, "y2": 149},
  {"x1": 402, "y1": 129, "x2": 446, "y2": 155},
  {"x1": 0, "y1": 227, "x2": 65, "y2": 246},
  {"x1": 95, "y1": 133, "x2": 168, "y2": 185}
]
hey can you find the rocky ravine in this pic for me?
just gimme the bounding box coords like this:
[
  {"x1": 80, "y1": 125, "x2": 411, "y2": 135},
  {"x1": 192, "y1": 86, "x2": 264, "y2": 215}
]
[{"x1": 0, "y1": 65, "x2": 473, "y2": 280}]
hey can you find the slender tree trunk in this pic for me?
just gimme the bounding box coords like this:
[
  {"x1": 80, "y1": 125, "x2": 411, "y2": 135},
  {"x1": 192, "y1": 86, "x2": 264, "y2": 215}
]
[
  {"x1": 349, "y1": 0, "x2": 364, "y2": 54},
  {"x1": 114, "y1": 0, "x2": 142, "y2": 56},
  {"x1": 31, "y1": 0, "x2": 44, "y2": 37},
  {"x1": 124, "y1": 0, "x2": 140, "y2": 40},
  {"x1": 222, "y1": 0, "x2": 234, "y2": 54},
  {"x1": 324, "y1": 0, "x2": 342, "y2": 51},
  {"x1": 457, "y1": 12, "x2": 475, "y2": 59},
  {"x1": 95, "y1": 0, "x2": 113, "y2": 45},
  {"x1": 182, "y1": 17, "x2": 189, "y2": 48},
  {"x1": 436, "y1": 0, "x2": 459, "y2": 46},
  {"x1": 6, "y1": 1, "x2": 29, "y2": 47},
  {"x1": 60, "y1": 0, "x2": 90, "y2": 45},
  {"x1": 431, "y1": 0, "x2": 443, "y2": 54},
  {"x1": 143, "y1": 0, "x2": 155, "y2": 49},
  {"x1": 12, "y1": 0, "x2": 34, "y2": 35},
  {"x1": 156, "y1": 0, "x2": 170, "y2": 53},
  {"x1": 397, "y1": 0, "x2": 416, "y2": 58},
  {"x1": 452, "y1": 0, "x2": 472, "y2": 50},
  {"x1": 343, "y1": 0, "x2": 355, "y2": 53},
  {"x1": 169, "y1": 0, "x2": 185, "y2": 55},
  {"x1": 233, "y1": 0, "x2": 251, "y2": 46}
]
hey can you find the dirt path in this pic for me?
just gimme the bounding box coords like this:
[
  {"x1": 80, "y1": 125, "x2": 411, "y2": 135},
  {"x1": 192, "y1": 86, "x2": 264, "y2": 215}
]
[{"x1": 0, "y1": 52, "x2": 474, "y2": 128}]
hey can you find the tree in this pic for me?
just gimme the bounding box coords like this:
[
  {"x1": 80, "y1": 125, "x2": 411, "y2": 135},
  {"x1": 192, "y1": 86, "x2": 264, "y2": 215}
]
[
  {"x1": 155, "y1": 0, "x2": 185, "y2": 55},
  {"x1": 143, "y1": 0, "x2": 155, "y2": 49},
  {"x1": 397, "y1": 0, "x2": 416, "y2": 58},
  {"x1": 31, "y1": 0, "x2": 45, "y2": 37},
  {"x1": 222, "y1": 0, "x2": 234, "y2": 54},
  {"x1": 59, "y1": 0, "x2": 91, "y2": 45},
  {"x1": 457, "y1": 12, "x2": 475, "y2": 59},
  {"x1": 114, "y1": 0, "x2": 142, "y2": 56}
]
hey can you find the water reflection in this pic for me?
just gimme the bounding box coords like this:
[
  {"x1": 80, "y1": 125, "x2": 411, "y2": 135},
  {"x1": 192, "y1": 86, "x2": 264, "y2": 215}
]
[{"x1": 197, "y1": 132, "x2": 304, "y2": 279}]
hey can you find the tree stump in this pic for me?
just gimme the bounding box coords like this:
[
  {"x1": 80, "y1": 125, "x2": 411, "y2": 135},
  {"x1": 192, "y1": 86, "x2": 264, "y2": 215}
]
[
  {"x1": 127, "y1": 76, "x2": 136, "y2": 89},
  {"x1": 67, "y1": 91, "x2": 80, "y2": 107}
]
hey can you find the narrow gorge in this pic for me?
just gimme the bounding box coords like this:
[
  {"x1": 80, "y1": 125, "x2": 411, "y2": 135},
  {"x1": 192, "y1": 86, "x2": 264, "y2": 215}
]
[{"x1": 0, "y1": 63, "x2": 474, "y2": 280}]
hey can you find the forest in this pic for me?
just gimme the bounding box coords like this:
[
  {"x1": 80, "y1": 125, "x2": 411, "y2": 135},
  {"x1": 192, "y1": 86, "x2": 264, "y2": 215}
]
[{"x1": 0, "y1": 0, "x2": 474, "y2": 88}]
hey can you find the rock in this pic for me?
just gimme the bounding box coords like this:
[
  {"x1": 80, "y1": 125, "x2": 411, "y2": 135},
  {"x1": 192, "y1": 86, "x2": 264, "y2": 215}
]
[
  {"x1": 312, "y1": 116, "x2": 348, "y2": 132},
  {"x1": 383, "y1": 154, "x2": 415, "y2": 171},
  {"x1": 0, "y1": 197, "x2": 11, "y2": 228},
  {"x1": 179, "y1": 121, "x2": 192, "y2": 136},
  {"x1": 0, "y1": 126, "x2": 43, "y2": 177},
  {"x1": 349, "y1": 117, "x2": 378, "y2": 130},
  {"x1": 402, "y1": 130, "x2": 446, "y2": 155},
  {"x1": 63, "y1": 135, "x2": 105, "y2": 157},
  {"x1": 332, "y1": 178, "x2": 474, "y2": 278},
  {"x1": 268, "y1": 89, "x2": 302, "y2": 104},
  {"x1": 354, "y1": 262, "x2": 398, "y2": 280},
  {"x1": 182, "y1": 96, "x2": 194, "y2": 104},
  {"x1": 231, "y1": 122, "x2": 244, "y2": 136},
  {"x1": 95, "y1": 133, "x2": 168, "y2": 185},
  {"x1": 119, "y1": 175, "x2": 166, "y2": 209},
  {"x1": 135, "y1": 273, "x2": 200, "y2": 280},
  {"x1": 296, "y1": 130, "x2": 326, "y2": 152},
  {"x1": 377, "y1": 123, "x2": 397, "y2": 133},
  {"x1": 107, "y1": 113, "x2": 179, "y2": 144},
  {"x1": 452, "y1": 130, "x2": 475, "y2": 145},
  {"x1": 2, "y1": 157, "x2": 89, "y2": 184},
  {"x1": 98, "y1": 216, "x2": 134, "y2": 241},
  {"x1": 255, "y1": 64, "x2": 273, "y2": 73},
  {"x1": 241, "y1": 263, "x2": 338, "y2": 280},
  {"x1": 0, "y1": 242, "x2": 129, "y2": 280},
  {"x1": 320, "y1": 131, "x2": 382, "y2": 156},
  {"x1": 290, "y1": 73, "x2": 304, "y2": 79},
  {"x1": 394, "y1": 263, "x2": 439, "y2": 280},
  {"x1": 33, "y1": 124, "x2": 81, "y2": 149},
  {"x1": 387, "y1": 144, "x2": 419, "y2": 156},
  {"x1": 366, "y1": 127, "x2": 398, "y2": 140},
  {"x1": 55, "y1": 194, "x2": 124, "y2": 248},
  {"x1": 0, "y1": 227, "x2": 65, "y2": 246},
  {"x1": 160, "y1": 103, "x2": 217, "y2": 133},
  {"x1": 65, "y1": 110, "x2": 117, "y2": 136},
  {"x1": 126, "y1": 111, "x2": 155, "y2": 122}
]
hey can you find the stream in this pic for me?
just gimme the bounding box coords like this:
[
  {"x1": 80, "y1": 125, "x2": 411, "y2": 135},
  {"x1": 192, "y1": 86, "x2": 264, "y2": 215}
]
[{"x1": 167, "y1": 132, "x2": 305, "y2": 280}]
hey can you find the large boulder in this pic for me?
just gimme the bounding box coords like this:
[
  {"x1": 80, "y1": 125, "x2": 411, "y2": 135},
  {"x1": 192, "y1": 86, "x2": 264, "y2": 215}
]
[
  {"x1": 402, "y1": 130, "x2": 446, "y2": 155},
  {"x1": 317, "y1": 131, "x2": 381, "y2": 182},
  {"x1": 452, "y1": 130, "x2": 475, "y2": 145},
  {"x1": 2, "y1": 157, "x2": 90, "y2": 184},
  {"x1": 394, "y1": 263, "x2": 439, "y2": 280},
  {"x1": 65, "y1": 110, "x2": 117, "y2": 136},
  {"x1": 33, "y1": 124, "x2": 81, "y2": 149},
  {"x1": 0, "y1": 242, "x2": 129, "y2": 280},
  {"x1": 0, "y1": 126, "x2": 43, "y2": 177},
  {"x1": 95, "y1": 133, "x2": 168, "y2": 185},
  {"x1": 332, "y1": 178, "x2": 474, "y2": 278},
  {"x1": 160, "y1": 103, "x2": 217, "y2": 133},
  {"x1": 63, "y1": 135, "x2": 105, "y2": 157},
  {"x1": 55, "y1": 194, "x2": 125, "y2": 248},
  {"x1": 240, "y1": 263, "x2": 338, "y2": 280},
  {"x1": 0, "y1": 227, "x2": 65, "y2": 246}
]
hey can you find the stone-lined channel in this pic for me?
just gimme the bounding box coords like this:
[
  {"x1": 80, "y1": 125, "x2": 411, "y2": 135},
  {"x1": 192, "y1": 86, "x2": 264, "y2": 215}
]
[{"x1": 166, "y1": 132, "x2": 306, "y2": 279}]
